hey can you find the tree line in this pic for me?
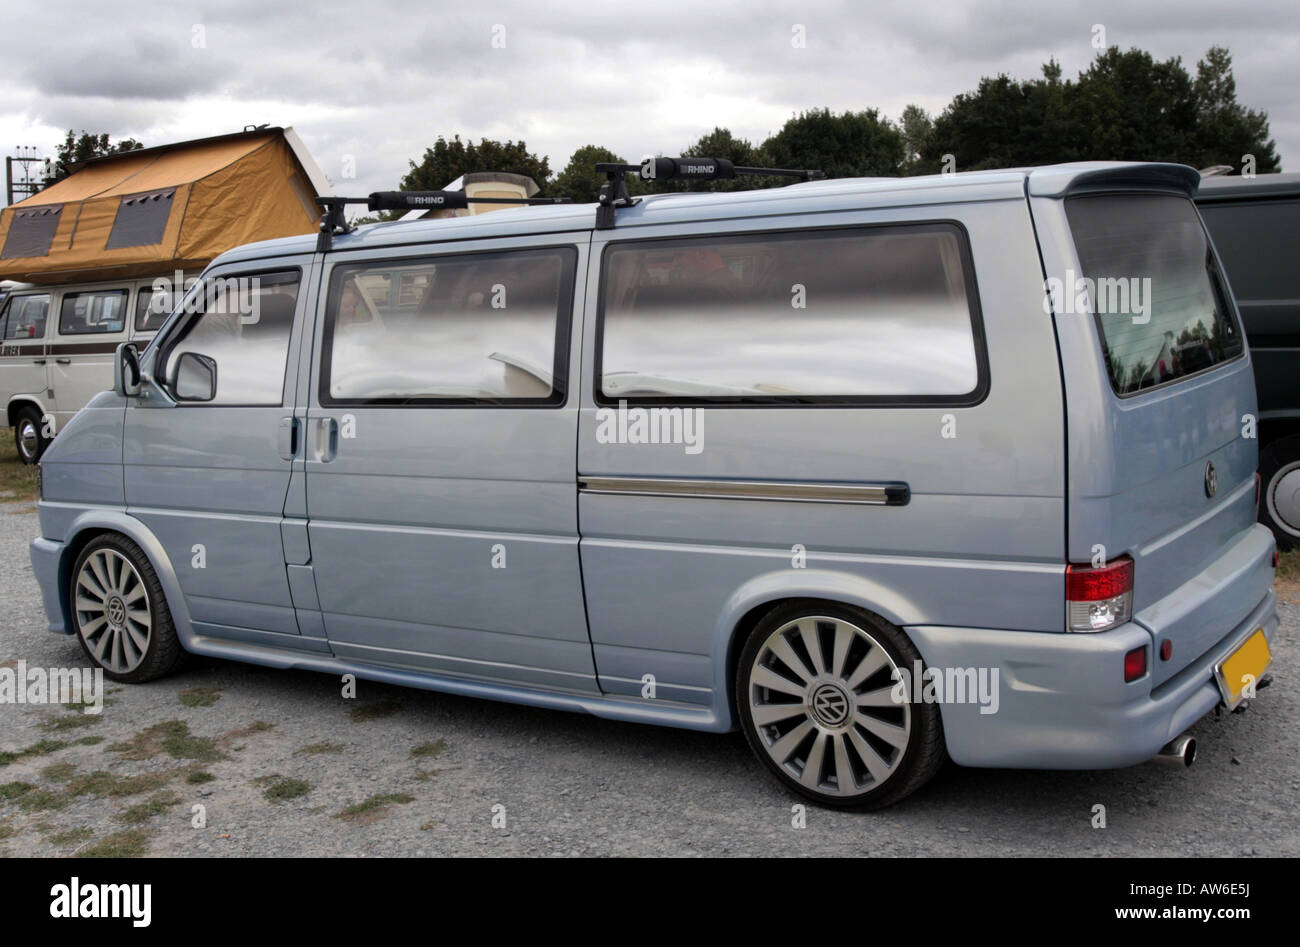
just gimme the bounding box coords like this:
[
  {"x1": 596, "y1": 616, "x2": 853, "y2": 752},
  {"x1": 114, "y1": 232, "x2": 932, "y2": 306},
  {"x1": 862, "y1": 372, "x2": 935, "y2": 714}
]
[{"x1": 52, "y1": 44, "x2": 1279, "y2": 210}]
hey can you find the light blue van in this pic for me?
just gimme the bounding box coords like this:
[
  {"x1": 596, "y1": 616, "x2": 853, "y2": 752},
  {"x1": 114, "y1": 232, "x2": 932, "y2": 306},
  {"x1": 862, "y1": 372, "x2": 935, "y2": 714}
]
[{"x1": 29, "y1": 160, "x2": 1279, "y2": 808}]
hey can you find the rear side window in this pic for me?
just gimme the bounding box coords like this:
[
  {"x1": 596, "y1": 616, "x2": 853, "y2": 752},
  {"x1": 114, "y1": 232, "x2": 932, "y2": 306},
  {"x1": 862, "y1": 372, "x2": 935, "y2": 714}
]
[
  {"x1": 59, "y1": 289, "x2": 129, "y2": 335},
  {"x1": 1065, "y1": 194, "x2": 1243, "y2": 396},
  {"x1": 2, "y1": 294, "x2": 50, "y2": 340},
  {"x1": 596, "y1": 224, "x2": 986, "y2": 404},
  {"x1": 320, "y1": 247, "x2": 576, "y2": 405}
]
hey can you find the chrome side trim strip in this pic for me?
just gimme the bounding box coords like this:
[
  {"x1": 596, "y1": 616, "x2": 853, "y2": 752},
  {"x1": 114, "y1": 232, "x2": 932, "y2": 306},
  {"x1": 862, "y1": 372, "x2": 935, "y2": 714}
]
[{"x1": 577, "y1": 476, "x2": 910, "y2": 506}]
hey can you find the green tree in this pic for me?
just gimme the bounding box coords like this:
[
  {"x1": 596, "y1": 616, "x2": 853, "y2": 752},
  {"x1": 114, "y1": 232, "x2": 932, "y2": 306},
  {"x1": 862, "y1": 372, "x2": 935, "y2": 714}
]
[
  {"x1": 400, "y1": 135, "x2": 552, "y2": 194},
  {"x1": 762, "y1": 108, "x2": 905, "y2": 179},
  {"x1": 1190, "y1": 46, "x2": 1279, "y2": 173},
  {"x1": 924, "y1": 45, "x2": 1279, "y2": 173},
  {"x1": 899, "y1": 104, "x2": 935, "y2": 174},
  {"x1": 47, "y1": 130, "x2": 144, "y2": 183},
  {"x1": 550, "y1": 144, "x2": 647, "y2": 203}
]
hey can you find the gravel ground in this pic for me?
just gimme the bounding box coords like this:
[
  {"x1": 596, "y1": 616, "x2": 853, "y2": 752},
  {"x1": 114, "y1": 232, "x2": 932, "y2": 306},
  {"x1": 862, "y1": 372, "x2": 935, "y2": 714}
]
[{"x1": 1, "y1": 499, "x2": 1297, "y2": 857}]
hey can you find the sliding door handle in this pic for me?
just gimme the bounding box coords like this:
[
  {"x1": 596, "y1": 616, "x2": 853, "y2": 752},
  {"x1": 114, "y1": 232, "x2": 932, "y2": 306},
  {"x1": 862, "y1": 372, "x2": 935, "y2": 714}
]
[
  {"x1": 277, "y1": 416, "x2": 300, "y2": 460},
  {"x1": 312, "y1": 417, "x2": 338, "y2": 463}
]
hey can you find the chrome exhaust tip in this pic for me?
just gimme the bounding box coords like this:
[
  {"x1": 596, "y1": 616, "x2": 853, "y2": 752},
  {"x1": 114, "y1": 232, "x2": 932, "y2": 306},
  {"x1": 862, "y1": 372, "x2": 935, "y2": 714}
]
[{"x1": 1154, "y1": 734, "x2": 1196, "y2": 768}]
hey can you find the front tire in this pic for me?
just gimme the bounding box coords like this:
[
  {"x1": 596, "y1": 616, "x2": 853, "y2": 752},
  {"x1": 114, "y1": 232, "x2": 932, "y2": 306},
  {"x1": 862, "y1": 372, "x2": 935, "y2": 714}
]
[
  {"x1": 70, "y1": 534, "x2": 184, "y2": 683},
  {"x1": 736, "y1": 602, "x2": 946, "y2": 809},
  {"x1": 13, "y1": 406, "x2": 49, "y2": 465},
  {"x1": 1260, "y1": 435, "x2": 1300, "y2": 550}
]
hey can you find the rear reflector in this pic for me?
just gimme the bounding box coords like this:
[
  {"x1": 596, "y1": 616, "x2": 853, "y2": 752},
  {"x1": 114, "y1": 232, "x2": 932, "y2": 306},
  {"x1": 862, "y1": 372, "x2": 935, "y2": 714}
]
[
  {"x1": 1124, "y1": 646, "x2": 1148, "y2": 683},
  {"x1": 1066, "y1": 556, "x2": 1135, "y2": 632}
]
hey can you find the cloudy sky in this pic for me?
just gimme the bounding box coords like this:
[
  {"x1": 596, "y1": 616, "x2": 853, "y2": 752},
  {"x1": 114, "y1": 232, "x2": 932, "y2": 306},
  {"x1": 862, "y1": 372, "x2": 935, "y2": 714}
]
[{"x1": 2, "y1": 0, "x2": 1295, "y2": 200}]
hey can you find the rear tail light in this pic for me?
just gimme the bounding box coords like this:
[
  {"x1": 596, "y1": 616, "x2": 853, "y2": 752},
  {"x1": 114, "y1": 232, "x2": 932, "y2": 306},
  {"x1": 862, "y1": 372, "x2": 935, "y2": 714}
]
[
  {"x1": 1124, "y1": 645, "x2": 1148, "y2": 682},
  {"x1": 1066, "y1": 555, "x2": 1134, "y2": 632}
]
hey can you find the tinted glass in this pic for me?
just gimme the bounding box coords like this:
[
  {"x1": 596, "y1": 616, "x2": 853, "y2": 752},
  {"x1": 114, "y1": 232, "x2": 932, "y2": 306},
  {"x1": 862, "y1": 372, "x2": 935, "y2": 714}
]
[
  {"x1": 1066, "y1": 194, "x2": 1243, "y2": 395},
  {"x1": 162, "y1": 271, "x2": 299, "y2": 406},
  {"x1": 321, "y1": 248, "x2": 575, "y2": 404},
  {"x1": 598, "y1": 225, "x2": 983, "y2": 402}
]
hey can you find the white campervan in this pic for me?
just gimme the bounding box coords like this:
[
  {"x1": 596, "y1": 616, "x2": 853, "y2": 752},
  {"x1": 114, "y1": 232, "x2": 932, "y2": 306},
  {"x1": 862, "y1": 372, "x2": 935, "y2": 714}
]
[{"x1": 2, "y1": 275, "x2": 190, "y2": 462}]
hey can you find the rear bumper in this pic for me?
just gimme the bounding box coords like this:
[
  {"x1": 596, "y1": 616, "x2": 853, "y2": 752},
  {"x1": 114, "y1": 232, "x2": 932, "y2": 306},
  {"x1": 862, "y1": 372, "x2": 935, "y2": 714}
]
[
  {"x1": 29, "y1": 535, "x2": 69, "y2": 634},
  {"x1": 907, "y1": 586, "x2": 1278, "y2": 769}
]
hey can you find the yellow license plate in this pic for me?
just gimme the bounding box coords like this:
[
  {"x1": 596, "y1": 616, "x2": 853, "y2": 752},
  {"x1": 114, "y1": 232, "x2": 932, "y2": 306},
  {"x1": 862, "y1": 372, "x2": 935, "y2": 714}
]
[{"x1": 1215, "y1": 628, "x2": 1272, "y2": 708}]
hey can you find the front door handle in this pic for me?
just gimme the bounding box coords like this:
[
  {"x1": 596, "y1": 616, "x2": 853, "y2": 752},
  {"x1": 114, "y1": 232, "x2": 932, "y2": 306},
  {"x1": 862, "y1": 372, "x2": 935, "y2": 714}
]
[
  {"x1": 32, "y1": 358, "x2": 46, "y2": 365},
  {"x1": 312, "y1": 417, "x2": 338, "y2": 463},
  {"x1": 277, "y1": 416, "x2": 300, "y2": 461},
  {"x1": 55, "y1": 358, "x2": 71, "y2": 364}
]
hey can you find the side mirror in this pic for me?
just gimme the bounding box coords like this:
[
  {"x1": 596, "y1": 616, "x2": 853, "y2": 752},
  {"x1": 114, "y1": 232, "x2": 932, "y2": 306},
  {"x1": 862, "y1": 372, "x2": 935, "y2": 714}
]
[
  {"x1": 114, "y1": 342, "x2": 141, "y2": 397},
  {"x1": 174, "y1": 352, "x2": 218, "y2": 402}
]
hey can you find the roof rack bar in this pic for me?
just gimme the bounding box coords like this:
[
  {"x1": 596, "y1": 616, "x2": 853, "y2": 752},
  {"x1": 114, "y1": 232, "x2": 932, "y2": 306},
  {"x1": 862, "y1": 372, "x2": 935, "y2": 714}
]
[
  {"x1": 315, "y1": 191, "x2": 572, "y2": 252},
  {"x1": 594, "y1": 156, "x2": 825, "y2": 230}
]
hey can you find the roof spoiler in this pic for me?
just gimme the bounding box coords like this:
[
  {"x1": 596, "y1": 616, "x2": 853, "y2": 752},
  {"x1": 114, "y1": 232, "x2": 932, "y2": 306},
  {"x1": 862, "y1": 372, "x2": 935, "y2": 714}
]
[{"x1": 1026, "y1": 162, "x2": 1201, "y2": 199}]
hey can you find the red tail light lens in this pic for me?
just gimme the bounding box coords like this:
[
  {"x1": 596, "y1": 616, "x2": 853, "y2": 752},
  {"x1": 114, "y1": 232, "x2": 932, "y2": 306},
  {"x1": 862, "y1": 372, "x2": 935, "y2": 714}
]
[
  {"x1": 1066, "y1": 556, "x2": 1134, "y2": 632},
  {"x1": 1124, "y1": 645, "x2": 1148, "y2": 683}
]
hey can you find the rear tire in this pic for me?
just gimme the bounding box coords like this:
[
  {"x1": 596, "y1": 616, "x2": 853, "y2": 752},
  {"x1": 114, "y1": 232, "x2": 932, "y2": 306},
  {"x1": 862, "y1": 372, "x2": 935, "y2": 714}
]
[
  {"x1": 1260, "y1": 435, "x2": 1300, "y2": 550},
  {"x1": 13, "y1": 406, "x2": 49, "y2": 465},
  {"x1": 736, "y1": 601, "x2": 947, "y2": 809},
  {"x1": 69, "y1": 533, "x2": 185, "y2": 683}
]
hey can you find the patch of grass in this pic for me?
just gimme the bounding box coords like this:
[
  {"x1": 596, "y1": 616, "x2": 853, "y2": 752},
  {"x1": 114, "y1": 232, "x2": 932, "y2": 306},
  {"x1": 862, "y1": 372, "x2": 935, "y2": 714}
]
[
  {"x1": 409, "y1": 739, "x2": 447, "y2": 760},
  {"x1": 348, "y1": 700, "x2": 401, "y2": 722},
  {"x1": 109, "y1": 720, "x2": 225, "y2": 763},
  {"x1": 0, "y1": 781, "x2": 69, "y2": 813},
  {"x1": 0, "y1": 739, "x2": 68, "y2": 766},
  {"x1": 82, "y1": 828, "x2": 150, "y2": 858},
  {"x1": 116, "y1": 792, "x2": 182, "y2": 825},
  {"x1": 49, "y1": 826, "x2": 93, "y2": 846},
  {"x1": 295, "y1": 741, "x2": 345, "y2": 756},
  {"x1": 185, "y1": 770, "x2": 215, "y2": 784},
  {"x1": 0, "y1": 440, "x2": 38, "y2": 504},
  {"x1": 0, "y1": 820, "x2": 16, "y2": 840},
  {"x1": 0, "y1": 781, "x2": 33, "y2": 801},
  {"x1": 1277, "y1": 548, "x2": 1298, "y2": 582},
  {"x1": 40, "y1": 762, "x2": 76, "y2": 783},
  {"x1": 178, "y1": 686, "x2": 222, "y2": 708},
  {"x1": 66, "y1": 769, "x2": 173, "y2": 799},
  {"x1": 335, "y1": 792, "x2": 415, "y2": 822},
  {"x1": 39, "y1": 712, "x2": 101, "y2": 732},
  {"x1": 76, "y1": 735, "x2": 105, "y2": 746},
  {"x1": 262, "y1": 777, "x2": 311, "y2": 804}
]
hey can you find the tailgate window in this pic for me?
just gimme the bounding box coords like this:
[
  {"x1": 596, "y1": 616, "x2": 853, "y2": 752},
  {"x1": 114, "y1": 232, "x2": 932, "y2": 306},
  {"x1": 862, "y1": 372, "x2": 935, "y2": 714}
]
[{"x1": 1065, "y1": 194, "x2": 1243, "y2": 396}]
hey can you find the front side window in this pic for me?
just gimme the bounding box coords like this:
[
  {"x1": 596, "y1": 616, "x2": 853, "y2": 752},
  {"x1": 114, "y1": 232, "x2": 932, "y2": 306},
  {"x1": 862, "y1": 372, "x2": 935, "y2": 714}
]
[
  {"x1": 321, "y1": 247, "x2": 576, "y2": 405},
  {"x1": 1065, "y1": 194, "x2": 1244, "y2": 396},
  {"x1": 161, "y1": 270, "x2": 300, "y2": 406},
  {"x1": 59, "y1": 289, "x2": 129, "y2": 336},
  {"x1": 597, "y1": 224, "x2": 986, "y2": 404},
  {"x1": 2, "y1": 294, "x2": 50, "y2": 340}
]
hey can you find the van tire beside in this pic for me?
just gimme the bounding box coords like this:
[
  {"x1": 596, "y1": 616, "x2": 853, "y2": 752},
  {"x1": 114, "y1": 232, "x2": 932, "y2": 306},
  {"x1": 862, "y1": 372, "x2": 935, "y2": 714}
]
[
  {"x1": 736, "y1": 601, "x2": 947, "y2": 809},
  {"x1": 69, "y1": 533, "x2": 186, "y2": 684},
  {"x1": 13, "y1": 406, "x2": 49, "y2": 465},
  {"x1": 1260, "y1": 435, "x2": 1300, "y2": 550}
]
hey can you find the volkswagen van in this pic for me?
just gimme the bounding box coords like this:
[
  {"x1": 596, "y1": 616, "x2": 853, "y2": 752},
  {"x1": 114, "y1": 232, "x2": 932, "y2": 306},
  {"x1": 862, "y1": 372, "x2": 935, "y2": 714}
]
[{"x1": 28, "y1": 160, "x2": 1279, "y2": 808}]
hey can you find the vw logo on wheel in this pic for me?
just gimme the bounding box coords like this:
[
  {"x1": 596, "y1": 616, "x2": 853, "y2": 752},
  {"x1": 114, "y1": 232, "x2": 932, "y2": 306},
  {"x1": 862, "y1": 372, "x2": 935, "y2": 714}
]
[
  {"x1": 1205, "y1": 461, "x2": 1218, "y2": 499},
  {"x1": 811, "y1": 683, "x2": 850, "y2": 727}
]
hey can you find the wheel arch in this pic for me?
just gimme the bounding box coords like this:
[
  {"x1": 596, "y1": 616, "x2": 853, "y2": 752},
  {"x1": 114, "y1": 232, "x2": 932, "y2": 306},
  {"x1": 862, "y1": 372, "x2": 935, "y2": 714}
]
[
  {"x1": 7, "y1": 395, "x2": 49, "y2": 428},
  {"x1": 709, "y1": 569, "x2": 923, "y2": 731},
  {"x1": 56, "y1": 511, "x2": 195, "y2": 648}
]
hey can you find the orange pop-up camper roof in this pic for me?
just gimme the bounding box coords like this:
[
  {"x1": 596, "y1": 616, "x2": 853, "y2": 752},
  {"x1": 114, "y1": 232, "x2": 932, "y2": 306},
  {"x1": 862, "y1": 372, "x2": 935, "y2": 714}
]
[{"x1": 0, "y1": 126, "x2": 330, "y2": 284}]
